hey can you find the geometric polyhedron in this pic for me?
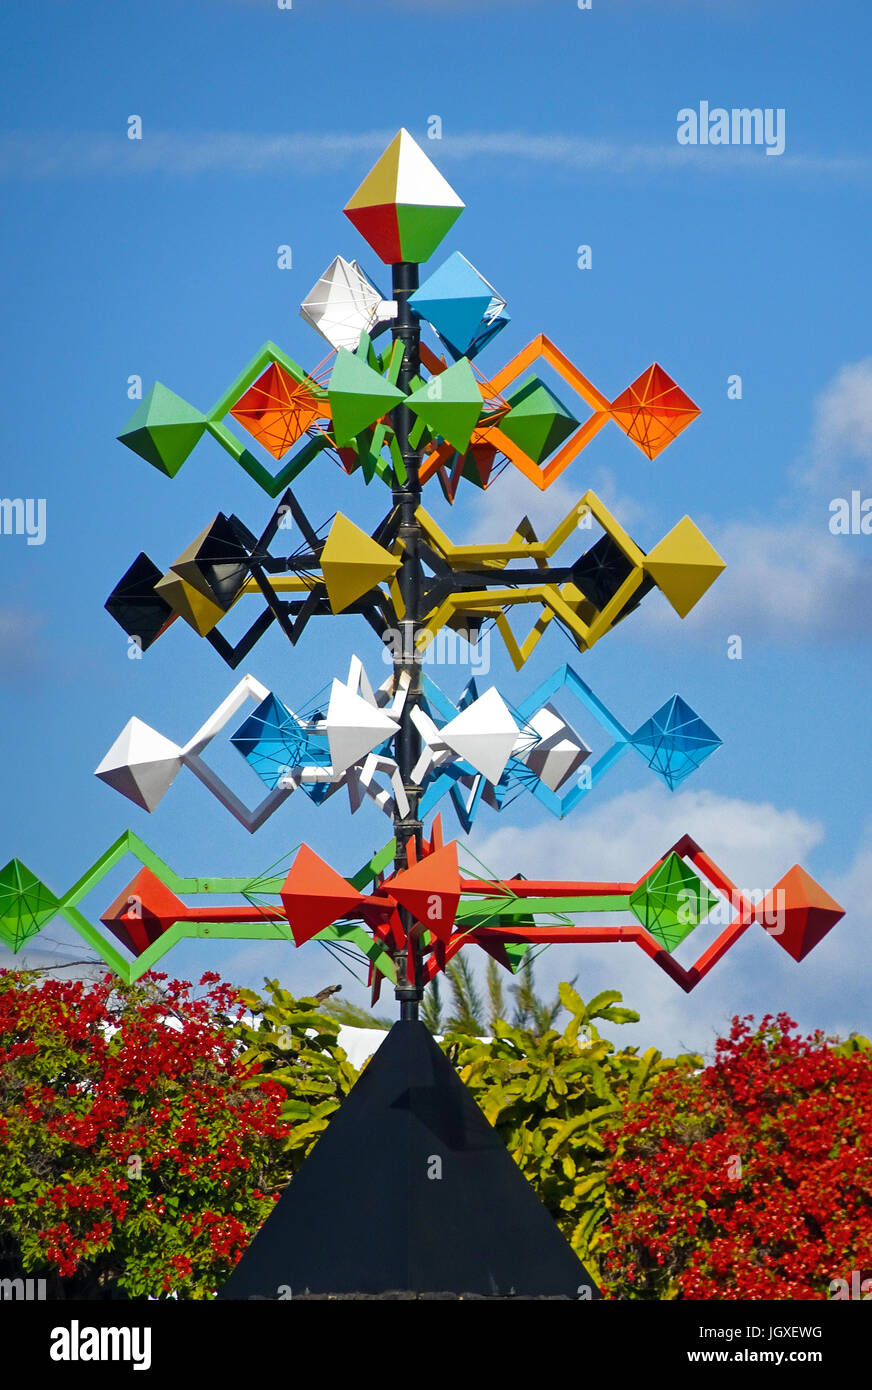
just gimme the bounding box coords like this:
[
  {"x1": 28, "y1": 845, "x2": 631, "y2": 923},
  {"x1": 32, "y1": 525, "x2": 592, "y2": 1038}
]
[
  {"x1": 500, "y1": 376, "x2": 580, "y2": 465},
  {"x1": 94, "y1": 717, "x2": 185, "y2": 813},
  {"x1": 343, "y1": 128, "x2": 465, "y2": 265},
  {"x1": 167, "y1": 513, "x2": 250, "y2": 613},
  {"x1": 610, "y1": 364, "x2": 700, "y2": 461},
  {"x1": 230, "y1": 363, "x2": 324, "y2": 460},
  {"x1": 758, "y1": 864, "x2": 846, "y2": 964},
  {"x1": 231, "y1": 693, "x2": 328, "y2": 791},
  {"x1": 522, "y1": 703, "x2": 592, "y2": 792},
  {"x1": 104, "y1": 552, "x2": 177, "y2": 651},
  {"x1": 0, "y1": 860, "x2": 60, "y2": 951},
  {"x1": 405, "y1": 358, "x2": 483, "y2": 456},
  {"x1": 300, "y1": 255, "x2": 395, "y2": 354},
  {"x1": 117, "y1": 382, "x2": 207, "y2": 478},
  {"x1": 631, "y1": 695, "x2": 722, "y2": 790},
  {"x1": 100, "y1": 866, "x2": 185, "y2": 957},
  {"x1": 643, "y1": 517, "x2": 726, "y2": 620},
  {"x1": 409, "y1": 250, "x2": 508, "y2": 362},
  {"x1": 629, "y1": 851, "x2": 718, "y2": 953}
]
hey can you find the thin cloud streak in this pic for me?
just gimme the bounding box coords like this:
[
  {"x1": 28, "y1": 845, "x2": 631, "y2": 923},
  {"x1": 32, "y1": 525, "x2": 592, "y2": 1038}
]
[{"x1": 0, "y1": 128, "x2": 868, "y2": 182}]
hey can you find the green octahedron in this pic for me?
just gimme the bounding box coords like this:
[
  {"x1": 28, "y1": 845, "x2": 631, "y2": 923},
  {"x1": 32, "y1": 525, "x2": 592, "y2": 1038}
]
[
  {"x1": 629, "y1": 851, "x2": 718, "y2": 954},
  {"x1": 327, "y1": 349, "x2": 405, "y2": 448},
  {"x1": 499, "y1": 375, "x2": 581, "y2": 464},
  {"x1": 118, "y1": 382, "x2": 208, "y2": 478},
  {"x1": 405, "y1": 357, "x2": 483, "y2": 455},
  {"x1": 0, "y1": 859, "x2": 61, "y2": 952}
]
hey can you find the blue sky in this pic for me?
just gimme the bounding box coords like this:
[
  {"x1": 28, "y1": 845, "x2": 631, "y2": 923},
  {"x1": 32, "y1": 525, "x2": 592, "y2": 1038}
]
[{"x1": 1, "y1": 0, "x2": 870, "y2": 1053}]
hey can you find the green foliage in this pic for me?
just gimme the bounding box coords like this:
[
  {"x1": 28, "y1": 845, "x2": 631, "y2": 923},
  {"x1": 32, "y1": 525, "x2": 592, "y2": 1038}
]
[
  {"x1": 0, "y1": 970, "x2": 299, "y2": 1299},
  {"x1": 485, "y1": 958, "x2": 506, "y2": 1032},
  {"x1": 321, "y1": 996, "x2": 392, "y2": 1032},
  {"x1": 420, "y1": 976, "x2": 444, "y2": 1035},
  {"x1": 443, "y1": 982, "x2": 701, "y2": 1282},
  {"x1": 443, "y1": 956, "x2": 486, "y2": 1035},
  {"x1": 422, "y1": 952, "x2": 568, "y2": 1040},
  {"x1": 509, "y1": 954, "x2": 566, "y2": 1035},
  {"x1": 234, "y1": 979, "x2": 360, "y2": 1167},
  {"x1": 831, "y1": 1031, "x2": 872, "y2": 1057}
]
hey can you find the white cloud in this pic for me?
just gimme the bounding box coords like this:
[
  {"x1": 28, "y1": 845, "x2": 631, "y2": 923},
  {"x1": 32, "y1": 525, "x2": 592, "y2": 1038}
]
[
  {"x1": 633, "y1": 514, "x2": 872, "y2": 646},
  {"x1": 802, "y1": 357, "x2": 872, "y2": 490},
  {"x1": 0, "y1": 127, "x2": 867, "y2": 182},
  {"x1": 0, "y1": 131, "x2": 392, "y2": 180},
  {"x1": 469, "y1": 784, "x2": 823, "y2": 890}
]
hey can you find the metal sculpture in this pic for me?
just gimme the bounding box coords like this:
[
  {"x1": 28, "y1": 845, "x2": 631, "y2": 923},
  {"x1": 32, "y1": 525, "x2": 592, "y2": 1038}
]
[
  {"x1": 0, "y1": 129, "x2": 845, "y2": 1298},
  {"x1": 2, "y1": 127, "x2": 842, "y2": 1007}
]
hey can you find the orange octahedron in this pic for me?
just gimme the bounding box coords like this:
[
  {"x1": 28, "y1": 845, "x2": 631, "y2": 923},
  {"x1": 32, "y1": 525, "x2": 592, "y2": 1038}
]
[
  {"x1": 610, "y1": 364, "x2": 700, "y2": 460},
  {"x1": 756, "y1": 865, "x2": 846, "y2": 963},
  {"x1": 280, "y1": 845, "x2": 365, "y2": 946},
  {"x1": 100, "y1": 867, "x2": 185, "y2": 956},
  {"x1": 230, "y1": 362, "x2": 325, "y2": 459}
]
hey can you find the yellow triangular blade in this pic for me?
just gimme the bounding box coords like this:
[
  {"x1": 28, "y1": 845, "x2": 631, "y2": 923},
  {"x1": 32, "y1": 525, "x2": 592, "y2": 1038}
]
[
  {"x1": 344, "y1": 132, "x2": 403, "y2": 211},
  {"x1": 153, "y1": 572, "x2": 225, "y2": 636},
  {"x1": 320, "y1": 513, "x2": 402, "y2": 614}
]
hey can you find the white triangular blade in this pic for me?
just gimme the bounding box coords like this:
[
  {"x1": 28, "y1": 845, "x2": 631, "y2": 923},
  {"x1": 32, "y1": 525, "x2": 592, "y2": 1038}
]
[
  {"x1": 439, "y1": 687, "x2": 518, "y2": 784},
  {"x1": 325, "y1": 679, "x2": 400, "y2": 774}
]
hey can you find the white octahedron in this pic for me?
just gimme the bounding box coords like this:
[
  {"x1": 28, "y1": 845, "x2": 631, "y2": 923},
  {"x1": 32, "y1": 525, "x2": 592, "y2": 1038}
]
[
  {"x1": 96, "y1": 674, "x2": 291, "y2": 832},
  {"x1": 522, "y1": 702, "x2": 591, "y2": 792},
  {"x1": 324, "y1": 675, "x2": 399, "y2": 775},
  {"x1": 94, "y1": 717, "x2": 184, "y2": 814},
  {"x1": 300, "y1": 255, "x2": 397, "y2": 353},
  {"x1": 410, "y1": 689, "x2": 589, "y2": 794},
  {"x1": 95, "y1": 660, "x2": 412, "y2": 832}
]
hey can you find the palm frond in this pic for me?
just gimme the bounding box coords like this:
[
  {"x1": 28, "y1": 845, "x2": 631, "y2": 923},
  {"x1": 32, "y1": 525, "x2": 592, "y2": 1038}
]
[
  {"x1": 421, "y1": 978, "x2": 444, "y2": 1035},
  {"x1": 444, "y1": 957, "x2": 486, "y2": 1035}
]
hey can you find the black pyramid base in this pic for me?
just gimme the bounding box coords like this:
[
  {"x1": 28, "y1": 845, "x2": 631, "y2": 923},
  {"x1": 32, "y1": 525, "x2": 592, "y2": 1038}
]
[{"x1": 219, "y1": 1020, "x2": 600, "y2": 1299}]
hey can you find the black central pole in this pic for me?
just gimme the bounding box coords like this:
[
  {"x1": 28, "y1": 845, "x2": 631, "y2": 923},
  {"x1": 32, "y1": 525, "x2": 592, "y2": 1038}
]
[{"x1": 389, "y1": 261, "x2": 424, "y2": 1019}]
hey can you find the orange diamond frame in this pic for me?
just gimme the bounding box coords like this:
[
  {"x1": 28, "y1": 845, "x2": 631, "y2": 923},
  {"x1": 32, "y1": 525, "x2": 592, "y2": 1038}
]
[{"x1": 420, "y1": 334, "x2": 612, "y2": 491}]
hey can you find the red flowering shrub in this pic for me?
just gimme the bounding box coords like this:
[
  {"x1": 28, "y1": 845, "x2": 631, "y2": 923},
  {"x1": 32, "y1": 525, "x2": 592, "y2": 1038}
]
[
  {"x1": 0, "y1": 969, "x2": 344, "y2": 1299},
  {"x1": 598, "y1": 1013, "x2": 872, "y2": 1299}
]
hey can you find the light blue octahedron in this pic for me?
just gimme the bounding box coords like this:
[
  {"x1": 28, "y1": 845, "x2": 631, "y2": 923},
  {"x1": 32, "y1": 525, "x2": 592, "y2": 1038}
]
[
  {"x1": 417, "y1": 668, "x2": 721, "y2": 830},
  {"x1": 409, "y1": 251, "x2": 509, "y2": 361},
  {"x1": 630, "y1": 695, "x2": 722, "y2": 790},
  {"x1": 231, "y1": 693, "x2": 330, "y2": 792}
]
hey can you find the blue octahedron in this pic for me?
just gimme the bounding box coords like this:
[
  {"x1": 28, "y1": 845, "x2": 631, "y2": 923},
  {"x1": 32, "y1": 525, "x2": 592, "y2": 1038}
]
[
  {"x1": 630, "y1": 695, "x2": 722, "y2": 790},
  {"x1": 409, "y1": 251, "x2": 509, "y2": 361},
  {"x1": 231, "y1": 693, "x2": 331, "y2": 793}
]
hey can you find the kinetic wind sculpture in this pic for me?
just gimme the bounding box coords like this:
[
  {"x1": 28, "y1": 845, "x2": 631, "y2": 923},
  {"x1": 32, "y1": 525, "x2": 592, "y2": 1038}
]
[{"x1": 0, "y1": 129, "x2": 846, "y2": 1296}]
